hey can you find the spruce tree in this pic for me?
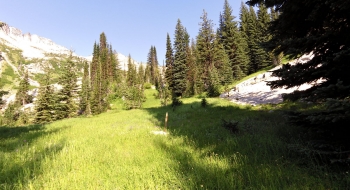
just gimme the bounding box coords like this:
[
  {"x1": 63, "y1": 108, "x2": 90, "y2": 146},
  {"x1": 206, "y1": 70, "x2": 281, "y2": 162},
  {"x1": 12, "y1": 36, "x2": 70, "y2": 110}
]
[
  {"x1": 146, "y1": 46, "x2": 160, "y2": 86},
  {"x1": 256, "y1": 3, "x2": 272, "y2": 69},
  {"x1": 247, "y1": 0, "x2": 350, "y2": 146},
  {"x1": 218, "y1": 0, "x2": 249, "y2": 78},
  {"x1": 172, "y1": 19, "x2": 188, "y2": 97},
  {"x1": 35, "y1": 72, "x2": 56, "y2": 124},
  {"x1": 196, "y1": 10, "x2": 215, "y2": 93},
  {"x1": 15, "y1": 70, "x2": 31, "y2": 106},
  {"x1": 90, "y1": 42, "x2": 100, "y2": 114},
  {"x1": 184, "y1": 39, "x2": 198, "y2": 97},
  {"x1": 165, "y1": 33, "x2": 174, "y2": 91},
  {"x1": 126, "y1": 55, "x2": 137, "y2": 87},
  {"x1": 137, "y1": 63, "x2": 145, "y2": 85},
  {"x1": 213, "y1": 35, "x2": 232, "y2": 86},
  {"x1": 56, "y1": 55, "x2": 79, "y2": 119},
  {"x1": 79, "y1": 61, "x2": 90, "y2": 115}
]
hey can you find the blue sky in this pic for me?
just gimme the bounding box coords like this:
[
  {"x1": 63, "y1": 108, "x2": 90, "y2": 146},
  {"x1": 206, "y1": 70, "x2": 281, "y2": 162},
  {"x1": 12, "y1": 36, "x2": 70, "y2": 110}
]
[{"x1": 1, "y1": 0, "x2": 245, "y2": 63}]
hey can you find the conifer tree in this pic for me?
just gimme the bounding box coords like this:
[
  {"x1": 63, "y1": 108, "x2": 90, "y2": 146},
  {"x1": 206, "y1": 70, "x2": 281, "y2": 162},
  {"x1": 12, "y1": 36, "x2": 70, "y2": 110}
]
[
  {"x1": 146, "y1": 46, "x2": 160, "y2": 87},
  {"x1": 55, "y1": 55, "x2": 79, "y2": 119},
  {"x1": 247, "y1": 0, "x2": 350, "y2": 146},
  {"x1": 137, "y1": 63, "x2": 145, "y2": 85},
  {"x1": 90, "y1": 42, "x2": 100, "y2": 114},
  {"x1": 213, "y1": 35, "x2": 232, "y2": 86},
  {"x1": 246, "y1": 6, "x2": 261, "y2": 74},
  {"x1": 15, "y1": 70, "x2": 31, "y2": 106},
  {"x1": 35, "y1": 72, "x2": 56, "y2": 124},
  {"x1": 196, "y1": 10, "x2": 215, "y2": 93},
  {"x1": 99, "y1": 33, "x2": 109, "y2": 112},
  {"x1": 126, "y1": 55, "x2": 137, "y2": 86},
  {"x1": 256, "y1": 3, "x2": 272, "y2": 68},
  {"x1": 79, "y1": 61, "x2": 90, "y2": 115},
  {"x1": 165, "y1": 33, "x2": 174, "y2": 91},
  {"x1": 218, "y1": 0, "x2": 249, "y2": 78},
  {"x1": 172, "y1": 19, "x2": 188, "y2": 97},
  {"x1": 184, "y1": 39, "x2": 198, "y2": 96}
]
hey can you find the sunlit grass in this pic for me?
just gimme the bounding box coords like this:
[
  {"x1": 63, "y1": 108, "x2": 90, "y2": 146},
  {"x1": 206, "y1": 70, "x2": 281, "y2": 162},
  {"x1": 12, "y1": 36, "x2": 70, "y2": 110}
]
[{"x1": 0, "y1": 89, "x2": 348, "y2": 189}]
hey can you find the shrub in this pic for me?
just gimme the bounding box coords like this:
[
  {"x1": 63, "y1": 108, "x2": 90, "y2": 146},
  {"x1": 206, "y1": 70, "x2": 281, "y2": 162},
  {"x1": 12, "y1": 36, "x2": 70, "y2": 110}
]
[
  {"x1": 144, "y1": 82, "x2": 152, "y2": 89},
  {"x1": 201, "y1": 98, "x2": 208, "y2": 107},
  {"x1": 221, "y1": 119, "x2": 239, "y2": 134}
]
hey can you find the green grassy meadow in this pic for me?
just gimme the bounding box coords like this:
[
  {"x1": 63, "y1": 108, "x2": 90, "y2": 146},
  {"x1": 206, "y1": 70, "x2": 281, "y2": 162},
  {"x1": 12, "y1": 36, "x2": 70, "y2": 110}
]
[{"x1": 0, "y1": 89, "x2": 349, "y2": 189}]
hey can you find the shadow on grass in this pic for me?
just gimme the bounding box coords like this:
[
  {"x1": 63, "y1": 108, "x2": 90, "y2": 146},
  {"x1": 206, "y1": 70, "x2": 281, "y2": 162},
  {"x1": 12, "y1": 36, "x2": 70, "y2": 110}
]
[
  {"x1": 144, "y1": 99, "x2": 296, "y2": 188},
  {"x1": 0, "y1": 124, "x2": 70, "y2": 188}
]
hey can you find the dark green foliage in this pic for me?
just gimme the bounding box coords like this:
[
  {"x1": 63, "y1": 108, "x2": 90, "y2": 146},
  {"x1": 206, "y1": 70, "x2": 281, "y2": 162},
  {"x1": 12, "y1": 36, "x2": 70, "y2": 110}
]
[
  {"x1": 222, "y1": 119, "x2": 239, "y2": 134},
  {"x1": 218, "y1": 0, "x2": 249, "y2": 78},
  {"x1": 15, "y1": 70, "x2": 31, "y2": 106},
  {"x1": 123, "y1": 55, "x2": 145, "y2": 110},
  {"x1": 144, "y1": 82, "x2": 152, "y2": 89},
  {"x1": 165, "y1": 33, "x2": 174, "y2": 91},
  {"x1": 3, "y1": 103, "x2": 19, "y2": 126},
  {"x1": 35, "y1": 72, "x2": 56, "y2": 124},
  {"x1": 126, "y1": 55, "x2": 137, "y2": 86},
  {"x1": 213, "y1": 36, "x2": 232, "y2": 85},
  {"x1": 0, "y1": 90, "x2": 9, "y2": 107},
  {"x1": 55, "y1": 56, "x2": 79, "y2": 120},
  {"x1": 137, "y1": 63, "x2": 145, "y2": 85},
  {"x1": 79, "y1": 61, "x2": 90, "y2": 115},
  {"x1": 207, "y1": 67, "x2": 221, "y2": 97},
  {"x1": 146, "y1": 46, "x2": 160, "y2": 86},
  {"x1": 184, "y1": 39, "x2": 198, "y2": 97},
  {"x1": 89, "y1": 33, "x2": 118, "y2": 114},
  {"x1": 171, "y1": 97, "x2": 182, "y2": 109},
  {"x1": 201, "y1": 98, "x2": 207, "y2": 107},
  {"x1": 123, "y1": 84, "x2": 145, "y2": 110},
  {"x1": 247, "y1": 0, "x2": 350, "y2": 147},
  {"x1": 196, "y1": 10, "x2": 215, "y2": 92},
  {"x1": 172, "y1": 19, "x2": 188, "y2": 97}
]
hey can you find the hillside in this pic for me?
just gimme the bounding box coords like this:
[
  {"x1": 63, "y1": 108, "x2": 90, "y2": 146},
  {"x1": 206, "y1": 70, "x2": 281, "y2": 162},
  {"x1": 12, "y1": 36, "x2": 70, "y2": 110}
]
[
  {"x1": 220, "y1": 53, "x2": 322, "y2": 105},
  {"x1": 0, "y1": 89, "x2": 348, "y2": 189},
  {"x1": 0, "y1": 21, "x2": 141, "y2": 109}
]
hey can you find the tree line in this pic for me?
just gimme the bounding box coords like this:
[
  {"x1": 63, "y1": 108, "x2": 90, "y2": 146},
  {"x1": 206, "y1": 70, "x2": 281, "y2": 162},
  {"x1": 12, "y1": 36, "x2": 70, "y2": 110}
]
[
  {"x1": 165, "y1": 1, "x2": 279, "y2": 99},
  {"x1": 1, "y1": 0, "x2": 280, "y2": 125}
]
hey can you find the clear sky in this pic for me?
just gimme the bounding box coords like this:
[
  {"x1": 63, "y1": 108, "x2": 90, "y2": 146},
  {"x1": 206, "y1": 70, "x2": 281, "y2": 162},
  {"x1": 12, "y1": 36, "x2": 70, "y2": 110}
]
[{"x1": 1, "y1": 0, "x2": 245, "y2": 63}]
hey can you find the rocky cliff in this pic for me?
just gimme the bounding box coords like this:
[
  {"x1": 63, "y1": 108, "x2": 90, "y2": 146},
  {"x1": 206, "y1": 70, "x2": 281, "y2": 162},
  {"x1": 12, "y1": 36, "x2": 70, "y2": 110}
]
[{"x1": 0, "y1": 21, "x2": 72, "y2": 58}]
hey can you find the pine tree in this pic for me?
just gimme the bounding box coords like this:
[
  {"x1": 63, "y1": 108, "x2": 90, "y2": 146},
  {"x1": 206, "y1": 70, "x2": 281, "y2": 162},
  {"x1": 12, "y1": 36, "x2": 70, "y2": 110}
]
[
  {"x1": 196, "y1": 10, "x2": 215, "y2": 93},
  {"x1": 146, "y1": 46, "x2": 160, "y2": 86},
  {"x1": 184, "y1": 39, "x2": 198, "y2": 96},
  {"x1": 99, "y1": 33, "x2": 109, "y2": 112},
  {"x1": 172, "y1": 19, "x2": 188, "y2": 97},
  {"x1": 90, "y1": 43, "x2": 100, "y2": 114},
  {"x1": 218, "y1": 0, "x2": 249, "y2": 78},
  {"x1": 247, "y1": 0, "x2": 350, "y2": 146},
  {"x1": 165, "y1": 33, "x2": 174, "y2": 91},
  {"x1": 126, "y1": 55, "x2": 137, "y2": 86},
  {"x1": 15, "y1": 70, "x2": 31, "y2": 106},
  {"x1": 213, "y1": 35, "x2": 232, "y2": 86},
  {"x1": 256, "y1": 3, "x2": 272, "y2": 69},
  {"x1": 55, "y1": 55, "x2": 79, "y2": 119},
  {"x1": 137, "y1": 63, "x2": 145, "y2": 85},
  {"x1": 79, "y1": 61, "x2": 90, "y2": 115},
  {"x1": 35, "y1": 72, "x2": 56, "y2": 124}
]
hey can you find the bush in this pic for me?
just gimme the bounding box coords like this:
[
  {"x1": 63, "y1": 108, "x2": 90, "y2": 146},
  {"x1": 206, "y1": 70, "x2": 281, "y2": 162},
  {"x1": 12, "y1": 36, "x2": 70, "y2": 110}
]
[
  {"x1": 222, "y1": 119, "x2": 239, "y2": 134},
  {"x1": 144, "y1": 82, "x2": 152, "y2": 89},
  {"x1": 201, "y1": 98, "x2": 208, "y2": 107},
  {"x1": 171, "y1": 97, "x2": 182, "y2": 108}
]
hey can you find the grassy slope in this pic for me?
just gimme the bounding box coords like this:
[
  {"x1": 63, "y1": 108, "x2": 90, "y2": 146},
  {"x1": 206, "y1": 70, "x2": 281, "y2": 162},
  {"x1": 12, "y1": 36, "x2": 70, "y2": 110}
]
[{"x1": 0, "y1": 89, "x2": 349, "y2": 189}]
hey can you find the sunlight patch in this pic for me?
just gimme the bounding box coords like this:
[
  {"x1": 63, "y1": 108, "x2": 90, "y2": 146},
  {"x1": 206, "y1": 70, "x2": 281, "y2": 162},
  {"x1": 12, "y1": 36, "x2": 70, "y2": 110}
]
[{"x1": 151, "y1": 130, "x2": 168, "y2": 136}]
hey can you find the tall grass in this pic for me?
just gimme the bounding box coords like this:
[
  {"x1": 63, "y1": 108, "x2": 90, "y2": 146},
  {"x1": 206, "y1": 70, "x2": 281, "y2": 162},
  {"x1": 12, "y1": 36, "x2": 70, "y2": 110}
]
[{"x1": 0, "y1": 89, "x2": 349, "y2": 189}]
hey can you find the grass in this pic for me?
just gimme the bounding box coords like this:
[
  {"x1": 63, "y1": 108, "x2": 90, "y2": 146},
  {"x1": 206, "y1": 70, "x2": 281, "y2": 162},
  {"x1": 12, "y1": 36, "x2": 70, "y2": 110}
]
[{"x1": 0, "y1": 89, "x2": 349, "y2": 189}]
